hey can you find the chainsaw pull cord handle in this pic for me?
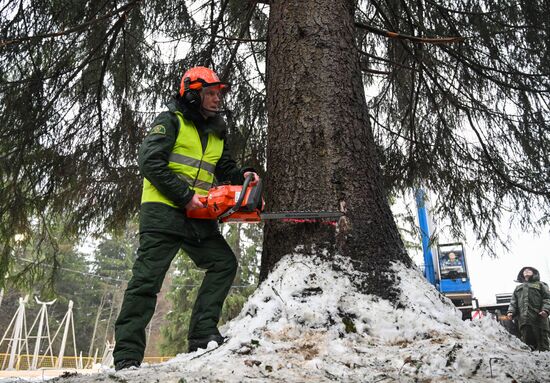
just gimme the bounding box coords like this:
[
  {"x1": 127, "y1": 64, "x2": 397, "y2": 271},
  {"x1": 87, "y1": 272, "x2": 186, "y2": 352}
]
[{"x1": 218, "y1": 173, "x2": 254, "y2": 220}]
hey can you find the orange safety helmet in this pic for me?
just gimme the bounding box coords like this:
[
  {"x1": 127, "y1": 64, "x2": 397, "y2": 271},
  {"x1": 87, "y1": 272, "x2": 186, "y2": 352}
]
[{"x1": 179, "y1": 66, "x2": 228, "y2": 97}]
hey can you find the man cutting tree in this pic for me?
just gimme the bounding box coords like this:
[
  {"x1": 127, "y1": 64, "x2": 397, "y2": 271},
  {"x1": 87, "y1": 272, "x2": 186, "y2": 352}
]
[{"x1": 113, "y1": 66, "x2": 258, "y2": 371}]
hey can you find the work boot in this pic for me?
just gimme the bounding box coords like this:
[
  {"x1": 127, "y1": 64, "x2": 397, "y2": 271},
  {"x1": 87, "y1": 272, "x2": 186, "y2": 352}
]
[
  {"x1": 115, "y1": 359, "x2": 141, "y2": 371},
  {"x1": 188, "y1": 334, "x2": 225, "y2": 352}
]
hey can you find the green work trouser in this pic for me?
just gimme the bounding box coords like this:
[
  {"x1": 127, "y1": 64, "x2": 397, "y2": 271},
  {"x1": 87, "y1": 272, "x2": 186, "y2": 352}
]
[
  {"x1": 520, "y1": 325, "x2": 550, "y2": 352},
  {"x1": 113, "y1": 230, "x2": 237, "y2": 363}
]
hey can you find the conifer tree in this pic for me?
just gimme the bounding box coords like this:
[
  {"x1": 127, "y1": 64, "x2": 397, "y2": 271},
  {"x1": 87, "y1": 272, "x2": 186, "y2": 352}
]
[{"x1": 1, "y1": 1, "x2": 548, "y2": 290}]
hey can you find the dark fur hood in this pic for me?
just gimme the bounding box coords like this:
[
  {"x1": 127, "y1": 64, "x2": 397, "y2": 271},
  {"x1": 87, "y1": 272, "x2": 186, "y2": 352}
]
[{"x1": 516, "y1": 266, "x2": 541, "y2": 283}]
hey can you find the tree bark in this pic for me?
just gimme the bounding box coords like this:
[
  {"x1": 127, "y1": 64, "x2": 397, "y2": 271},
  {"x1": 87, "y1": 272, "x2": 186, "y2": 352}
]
[{"x1": 261, "y1": 0, "x2": 411, "y2": 300}]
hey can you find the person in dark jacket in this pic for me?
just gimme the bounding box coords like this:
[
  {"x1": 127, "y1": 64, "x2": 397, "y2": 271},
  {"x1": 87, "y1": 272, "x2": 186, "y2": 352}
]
[
  {"x1": 507, "y1": 266, "x2": 550, "y2": 351},
  {"x1": 113, "y1": 67, "x2": 258, "y2": 371}
]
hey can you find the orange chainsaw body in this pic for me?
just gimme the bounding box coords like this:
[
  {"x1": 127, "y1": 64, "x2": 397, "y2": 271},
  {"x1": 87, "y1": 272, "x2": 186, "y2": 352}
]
[{"x1": 186, "y1": 179, "x2": 265, "y2": 223}]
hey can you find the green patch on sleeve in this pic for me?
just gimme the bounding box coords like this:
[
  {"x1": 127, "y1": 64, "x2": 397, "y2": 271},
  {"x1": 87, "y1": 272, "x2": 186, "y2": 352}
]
[{"x1": 149, "y1": 124, "x2": 166, "y2": 135}]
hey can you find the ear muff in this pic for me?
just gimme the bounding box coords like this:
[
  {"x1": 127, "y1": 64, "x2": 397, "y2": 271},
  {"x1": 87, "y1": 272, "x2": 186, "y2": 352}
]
[{"x1": 183, "y1": 77, "x2": 201, "y2": 107}]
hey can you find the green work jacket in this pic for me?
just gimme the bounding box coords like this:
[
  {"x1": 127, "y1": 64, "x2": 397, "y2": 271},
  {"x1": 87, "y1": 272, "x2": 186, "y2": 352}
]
[
  {"x1": 508, "y1": 269, "x2": 550, "y2": 331},
  {"x1": 138, "y1": 98, "x2": 251, "y2": 238}
]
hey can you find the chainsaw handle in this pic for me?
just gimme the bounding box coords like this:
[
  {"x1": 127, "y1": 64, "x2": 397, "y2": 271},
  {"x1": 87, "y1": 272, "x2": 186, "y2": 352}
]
[
  {"x1": 244, "y1": 172, "x2": 259, "y2": 186},
  {"x1": 218, "y1": 173, "x2": 254, "y2": 220}
]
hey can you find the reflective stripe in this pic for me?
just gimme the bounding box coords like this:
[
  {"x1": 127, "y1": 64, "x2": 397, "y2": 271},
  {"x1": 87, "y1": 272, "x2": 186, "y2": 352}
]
[
  {"x1": 177, "y1": 174, "x2": 212, "y2": 191},
  {"x1": 169, "y1": 153, "x2": 216, "y2": 174},
  {"x1": 141, "y1": 110, "x2": 223, "y2": 206}
]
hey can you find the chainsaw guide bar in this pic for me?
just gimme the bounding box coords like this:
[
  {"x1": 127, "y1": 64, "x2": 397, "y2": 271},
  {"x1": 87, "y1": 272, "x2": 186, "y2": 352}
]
[
  {"x1": 186, "y1": 175, "x2": 343, "y2": 223},
  {"x1": 260, "y1": 211, "x2": 344, "y2": 220}
]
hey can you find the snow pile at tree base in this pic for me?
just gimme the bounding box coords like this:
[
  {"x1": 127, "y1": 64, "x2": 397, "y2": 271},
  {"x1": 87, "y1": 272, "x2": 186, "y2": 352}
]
[{"x1": 56, "y1": 254, "x2": 548, "y2": 383}]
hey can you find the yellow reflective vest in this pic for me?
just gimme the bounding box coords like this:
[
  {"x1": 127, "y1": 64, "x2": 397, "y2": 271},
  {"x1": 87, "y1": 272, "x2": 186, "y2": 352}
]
[{"x1": 141, "y1": 111, "x2": 224, "y2": 207}]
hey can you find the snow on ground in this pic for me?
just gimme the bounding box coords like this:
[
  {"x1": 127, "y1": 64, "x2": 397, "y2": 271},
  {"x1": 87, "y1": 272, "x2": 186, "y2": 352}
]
[{"x1": 3, "y1": 253, "x2": 549, "y2": 382}]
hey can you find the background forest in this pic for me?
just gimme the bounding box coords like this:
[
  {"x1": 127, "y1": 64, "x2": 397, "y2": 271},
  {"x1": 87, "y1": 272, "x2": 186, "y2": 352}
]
[{"x1": 0, "y1": 223, "x2": 261, "y2": 357}]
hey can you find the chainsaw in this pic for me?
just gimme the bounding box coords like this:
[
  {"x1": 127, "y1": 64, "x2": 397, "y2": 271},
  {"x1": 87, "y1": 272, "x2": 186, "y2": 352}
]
[{"x1": 186, "y1": 174, "x2": 343, "y2": 223}]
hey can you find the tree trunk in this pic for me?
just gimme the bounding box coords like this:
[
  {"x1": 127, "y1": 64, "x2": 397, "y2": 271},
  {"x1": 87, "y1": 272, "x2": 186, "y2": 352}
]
[
  {"x1": 231, "y1": 224, "x2": 243, "y2": 285},
  {"x1": 261, "y1": 0, "x2": 411, "y2": 300}
]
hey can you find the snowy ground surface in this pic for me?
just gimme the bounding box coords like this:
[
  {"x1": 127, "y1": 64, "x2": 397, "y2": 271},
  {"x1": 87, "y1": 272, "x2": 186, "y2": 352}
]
[{"x1": 2, "y1": 253, "x2": 549, "y2": 382}]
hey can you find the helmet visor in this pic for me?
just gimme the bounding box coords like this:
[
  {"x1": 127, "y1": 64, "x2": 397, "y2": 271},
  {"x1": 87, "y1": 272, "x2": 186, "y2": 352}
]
[{"x1": 202, "y1": 81, "x2": 230, "y2": 94}]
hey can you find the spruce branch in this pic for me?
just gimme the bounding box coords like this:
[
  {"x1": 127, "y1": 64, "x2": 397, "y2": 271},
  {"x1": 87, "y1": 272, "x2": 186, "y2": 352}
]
[{"x1": 0, "y1": 0, "x2": 141, "y2": 48}]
